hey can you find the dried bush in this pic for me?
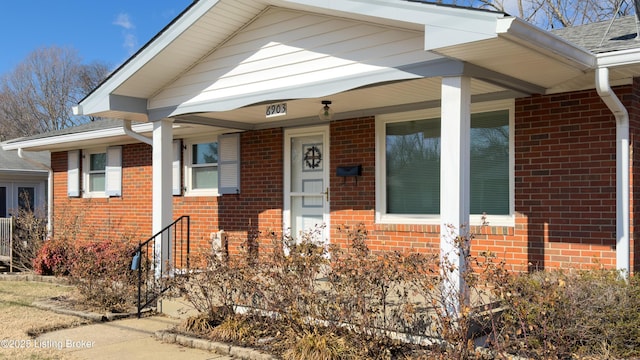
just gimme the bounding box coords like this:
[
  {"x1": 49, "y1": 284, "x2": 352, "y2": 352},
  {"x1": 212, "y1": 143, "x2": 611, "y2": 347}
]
[
  {"x1": 174, "y1": 251, "x2": 254, "y2": 321},
  {"x1": 498, "y1": 268, "x2": 640, "y2": 359},
  {"x1": 255, "y1": 226, "x2": 329, "y2": 334},
  {"x1": 68, "y1": 237, "x2": 138, "y2": 312},
  {"x1": 327, "y1": 224, "x2": 430, "y2": 336},
  {"x1": 282, "y1": 330, "x2": 353, "y2": 360},
  {"x1": 173, "y1": 222, "x2": 640, "y2": 359},
  {"x1": 11, "y1": 205, "x2": 48, "y2": 272},
  {"x1": 32, "y1": 201, "x2": 98, "y2": 276}
]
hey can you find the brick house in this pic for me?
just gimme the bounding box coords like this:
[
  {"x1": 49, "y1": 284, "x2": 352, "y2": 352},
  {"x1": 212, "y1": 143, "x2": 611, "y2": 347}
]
[{"x1": 3, "y1": 0, "x2": 640, "y2": 281}]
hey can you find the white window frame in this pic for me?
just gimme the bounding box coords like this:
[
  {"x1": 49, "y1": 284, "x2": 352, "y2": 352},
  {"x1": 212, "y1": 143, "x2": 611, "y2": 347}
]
[
  {"x1": 184, "y1": 136, "x2": 220, "y2": 197},
  {"x1": 375, "y1": 99, "x2": 515, "y2": 227},
  {"x1": 82, "y1": 147, "x2": 108, "y2": 198}
]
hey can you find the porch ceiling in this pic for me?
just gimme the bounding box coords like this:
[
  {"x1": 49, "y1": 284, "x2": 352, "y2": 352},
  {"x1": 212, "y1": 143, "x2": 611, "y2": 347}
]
[{"x1": 173, "y1": 77, "x2": 514, "y2": 130}]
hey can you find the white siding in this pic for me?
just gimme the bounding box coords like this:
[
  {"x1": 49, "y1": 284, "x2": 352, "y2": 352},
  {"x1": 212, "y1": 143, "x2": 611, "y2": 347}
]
[{"x1": 150, "y1": 7, "x2": 441, "y2": 111}]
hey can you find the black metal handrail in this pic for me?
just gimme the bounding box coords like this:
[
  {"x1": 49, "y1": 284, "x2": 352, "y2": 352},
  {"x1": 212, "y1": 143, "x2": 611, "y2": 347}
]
[{"x1": 133, "y1": 215, "x2": 190, "y2": 317}]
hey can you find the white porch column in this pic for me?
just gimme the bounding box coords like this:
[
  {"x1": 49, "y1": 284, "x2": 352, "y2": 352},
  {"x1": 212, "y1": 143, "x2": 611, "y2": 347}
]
[
  {"x1": 153, "y1": 119, "x2": 174, "y2": 278},
  {"x1": 440, "y1": 76, "x2": 471, "y2": 316}
]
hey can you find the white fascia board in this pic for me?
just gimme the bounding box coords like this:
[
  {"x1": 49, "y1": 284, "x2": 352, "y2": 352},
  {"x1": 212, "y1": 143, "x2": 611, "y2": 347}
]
[
  {"x1": 277, "y1": 0, "x2": 501, "y2": 49},
  {"x1": 1, "y1": 123, "x2": 155, "y2": 151},
  {"x1": 496, "y1": 17, "x2": 595, "y2": 70},
  {"x1": 597, "y1": 48, "x2": 640, "y2": 67},
  {"x1": 76, "y1": 0, "x2": 222, "y2": 117},
  {"x1": 277, "y1": 0, "x2": 500, "y2": 26}
]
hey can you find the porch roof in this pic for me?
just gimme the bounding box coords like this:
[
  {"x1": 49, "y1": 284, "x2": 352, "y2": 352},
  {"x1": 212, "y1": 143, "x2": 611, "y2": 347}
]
[
  {"x1": 5, "y1": 1, "x2": 640, "y2": 152},
  {"x1": 71, "y1": 0, "x2": 594, "y2": 126}
]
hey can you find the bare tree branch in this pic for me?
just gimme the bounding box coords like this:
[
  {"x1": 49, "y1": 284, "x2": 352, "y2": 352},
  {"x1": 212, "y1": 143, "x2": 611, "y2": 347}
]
[{"x1": 0, "y1": 46, "x2": 110, "y2": 140}]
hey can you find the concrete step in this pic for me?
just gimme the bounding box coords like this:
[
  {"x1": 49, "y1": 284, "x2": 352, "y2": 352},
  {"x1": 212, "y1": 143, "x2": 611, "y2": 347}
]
[{"x1": 157, "y1": 296, "x2": 199, "y2": 319}]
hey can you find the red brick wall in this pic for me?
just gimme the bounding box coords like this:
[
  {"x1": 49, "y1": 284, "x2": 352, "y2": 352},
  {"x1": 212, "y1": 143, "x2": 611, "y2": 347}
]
[
  {"x1": 51, "y1": 130, "x2": 284, "y2": 255},
  {"x1": 50, "y1": 143, "x2": 154, "y2": 242},
  {"x1": 216, "y1": 128, "x2": 284, "y2": 255},
  {"x1": 514, "y1": 86, "x2": 631, "y2": 271},
  {"x1": 50, "y1": 84, "x2": 637, "y2": 273}
]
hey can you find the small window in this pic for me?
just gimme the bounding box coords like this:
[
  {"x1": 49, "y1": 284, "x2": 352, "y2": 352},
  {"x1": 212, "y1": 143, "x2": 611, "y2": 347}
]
[
  {"x1": 185, "y1": 140, "x2": 218, "y2": 196},
  {"x1": 89, "y1": 152, "x2": 106, "y2": 192},
  {"x1": 81, "y1": 147, "x2": 121, "y2": 198}
]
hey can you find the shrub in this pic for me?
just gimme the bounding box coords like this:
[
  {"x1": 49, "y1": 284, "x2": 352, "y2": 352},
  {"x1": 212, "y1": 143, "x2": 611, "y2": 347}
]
[
  {"x1": 174, "y1": 251, "x2": 253, "y2": 320},
  {"x1": 32, "y1": 237, "x2": 72, "y2": 276},
  {"x1": 327, "y1": 224, "x2": 431, "y2": 336},
  {"x1": 11, "y1": 205, "x2": 48, "y2": 273},
  {"x1": 498, "y1": 268, "x2": 640, "y2": 359},
  {"x1": 256, "y1": 226, "x2": 329, "y2": 333},
  {"x1": 173, "y1": 222, "x2": 640, "y2": 359},
  {"x1": 68, "y1": 238, "x2": 138, "y2": 312},
  {"x1": 282, "y1": 330, "x2": 352, "y2": 360}
]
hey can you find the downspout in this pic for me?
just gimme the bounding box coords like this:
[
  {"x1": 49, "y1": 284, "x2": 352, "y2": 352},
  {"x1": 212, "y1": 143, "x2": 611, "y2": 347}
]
[
  {"x1": 17, "y1": 148, "x2": 53, "y2": 237},
  {"x1": 123, "y1": 120, "x2": 152, "y2": 146},
  {"x1": 595, "y1": 67, "x2": 630, "y2": 277}
]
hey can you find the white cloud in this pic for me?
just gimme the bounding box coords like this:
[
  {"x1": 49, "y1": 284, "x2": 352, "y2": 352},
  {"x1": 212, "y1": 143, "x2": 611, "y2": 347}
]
[
  {"x1": 113, "y1": 13, "x2": 137, "y2": 55},
  {"x1": 113, "y1": 13, "x2": 135, "y2": 30},
  {"x1": 123, "y1": 34, "x2": 137, "y2": 54}
]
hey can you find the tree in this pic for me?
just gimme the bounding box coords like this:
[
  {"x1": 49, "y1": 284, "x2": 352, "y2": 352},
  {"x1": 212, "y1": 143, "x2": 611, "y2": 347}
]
[
  {"x1": 422, "y1": 0, "x2": 635, "y2": 29},
  {"x1": 0, "y1": 46, "x2": 111, "y2": 141}
]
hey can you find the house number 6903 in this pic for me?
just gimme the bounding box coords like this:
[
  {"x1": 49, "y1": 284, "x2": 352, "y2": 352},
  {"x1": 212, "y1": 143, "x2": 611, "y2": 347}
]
[{"x1": 266, "y1": 102, "x2": 287, "y2": 118}]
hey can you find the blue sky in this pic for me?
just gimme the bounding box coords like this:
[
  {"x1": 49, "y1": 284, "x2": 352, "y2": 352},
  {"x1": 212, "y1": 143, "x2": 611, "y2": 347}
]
[{"x1": 0, "y1": 0, "x2": 193, "y2": 75}]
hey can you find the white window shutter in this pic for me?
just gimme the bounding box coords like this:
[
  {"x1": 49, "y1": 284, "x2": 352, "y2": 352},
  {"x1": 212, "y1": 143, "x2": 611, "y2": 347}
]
[
  {"x1": 218, "y1": 133, "x2": 240, "y2": 195},
  {"x1": 67, "y1": 150, "x2": 80, "y2": 197},
  {"x1": 105, "y1": 146, "x2": 122, "y2": 197},
  {"x1": 172, "y1": 139, "x2": 182, "y2": 196}
]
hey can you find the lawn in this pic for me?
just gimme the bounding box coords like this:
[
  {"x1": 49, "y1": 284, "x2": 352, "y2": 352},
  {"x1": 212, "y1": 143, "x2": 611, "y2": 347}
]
[{"x1": 0, "y1": 280, "x2": 87, "y2": 360}]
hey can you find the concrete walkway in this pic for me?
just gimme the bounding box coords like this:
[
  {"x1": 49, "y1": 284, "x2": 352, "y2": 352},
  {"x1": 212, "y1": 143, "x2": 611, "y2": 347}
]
[{"x1": 36, "y1": 316, "x2": 231, "y2": 360}]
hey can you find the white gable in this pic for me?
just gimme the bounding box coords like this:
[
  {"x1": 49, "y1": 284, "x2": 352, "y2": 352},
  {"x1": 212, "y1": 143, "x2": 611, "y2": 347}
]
[{"x1": 149, "y1": 7, "x2": 443, "y2": 116}]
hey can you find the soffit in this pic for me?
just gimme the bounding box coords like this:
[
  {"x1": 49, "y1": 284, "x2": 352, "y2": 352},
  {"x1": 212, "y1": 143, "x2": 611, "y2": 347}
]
[
  {"x1": 172, "y1": 77, "x2": 512, "y2": 128},
  {"x1": 433, "y1": 37, "x2": 588, "y2": 92}
]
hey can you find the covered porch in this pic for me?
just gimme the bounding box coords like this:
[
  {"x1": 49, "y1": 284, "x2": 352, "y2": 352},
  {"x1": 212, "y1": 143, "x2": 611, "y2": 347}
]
[{"x1": 60, "y1": 0, "x2": 632, "y2": 298}]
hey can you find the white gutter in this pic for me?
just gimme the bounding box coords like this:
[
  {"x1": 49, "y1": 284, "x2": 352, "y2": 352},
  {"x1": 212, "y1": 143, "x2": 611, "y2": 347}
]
[
  {"x1": 17, "y1": 148, "x2": 53, "y2": 237},
  {"x1": 123, "y1": 120, "x2": 152, "y2": 145},
  {"x1": 595, "y1": 67, "x2": 630, "y2": 277},
  {"x1": 496, "y1": 17, "x2": 595, "y2": 71}
]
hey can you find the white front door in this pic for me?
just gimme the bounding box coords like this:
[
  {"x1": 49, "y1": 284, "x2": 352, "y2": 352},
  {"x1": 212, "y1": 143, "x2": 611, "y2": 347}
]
[{"x1": 284, "y1": 126, "x2": 330, "y2": 245}]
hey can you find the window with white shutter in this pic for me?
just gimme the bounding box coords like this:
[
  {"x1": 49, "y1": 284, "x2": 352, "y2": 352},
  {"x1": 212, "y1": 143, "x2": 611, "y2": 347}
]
[{"x1": 81, "y1": 147, "x2": 122, "y2": 198}]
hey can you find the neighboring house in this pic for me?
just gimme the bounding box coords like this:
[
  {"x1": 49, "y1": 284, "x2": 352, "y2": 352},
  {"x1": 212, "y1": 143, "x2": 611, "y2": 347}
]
[
  {"x1": 3, "y1": 0, "x2": 640, "y2": 280},
  {"x1": 0, "y1": 147, "x2": 49, "y2": 264},
  {"x1": 0, "y1": 147, "x2": 49, "y2": 217}
]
